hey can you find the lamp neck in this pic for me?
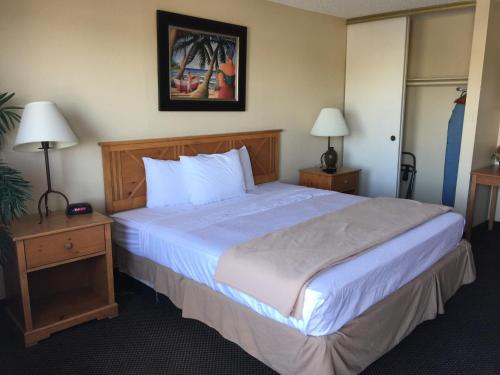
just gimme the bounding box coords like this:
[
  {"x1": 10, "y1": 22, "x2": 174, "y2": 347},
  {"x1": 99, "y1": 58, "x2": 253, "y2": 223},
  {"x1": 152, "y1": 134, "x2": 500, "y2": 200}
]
[
  {"x1": 327, "y1": 136, "x2": 333, "y2": 150},
  {"x1": 40, "y1": 141, "x2": 52, "y2": 191}
]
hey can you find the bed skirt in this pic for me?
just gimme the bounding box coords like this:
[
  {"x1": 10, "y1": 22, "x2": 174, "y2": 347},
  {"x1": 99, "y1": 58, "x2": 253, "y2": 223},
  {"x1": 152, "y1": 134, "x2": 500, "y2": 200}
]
[{"x1": 116, "y1": 240, "x2": 475, "y2": 375}]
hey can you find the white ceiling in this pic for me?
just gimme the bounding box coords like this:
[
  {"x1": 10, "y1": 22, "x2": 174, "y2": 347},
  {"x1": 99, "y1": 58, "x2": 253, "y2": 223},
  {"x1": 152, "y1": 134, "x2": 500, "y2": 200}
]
[{"x1": 268, "y1": 0, "x2": 463, "y2": 18}]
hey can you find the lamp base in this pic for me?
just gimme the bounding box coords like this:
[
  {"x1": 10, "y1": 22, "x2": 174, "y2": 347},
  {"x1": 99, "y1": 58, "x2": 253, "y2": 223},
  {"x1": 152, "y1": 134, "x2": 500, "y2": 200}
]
[
  {"x1": 322, "y1": 167, "x2": 337, "y2": 174},
  {"x1": 37, "y1": 190, "x2": 70, "y2": 224},
  {"x1": 320, "y1": 145, "x2": 338, "y2": 173},
  {"x1": 37, "y1": 141, "x2": 70, "y2": 223}
]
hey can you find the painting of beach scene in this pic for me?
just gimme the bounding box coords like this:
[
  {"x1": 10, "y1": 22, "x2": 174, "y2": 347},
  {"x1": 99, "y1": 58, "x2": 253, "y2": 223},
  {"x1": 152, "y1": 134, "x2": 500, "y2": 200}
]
[
  {"x1": 157, "y1": 11, "x2": 247, "y2": 111},
  {"x1": 170, "y1": 27, "x2": 238, "y2": 101}
]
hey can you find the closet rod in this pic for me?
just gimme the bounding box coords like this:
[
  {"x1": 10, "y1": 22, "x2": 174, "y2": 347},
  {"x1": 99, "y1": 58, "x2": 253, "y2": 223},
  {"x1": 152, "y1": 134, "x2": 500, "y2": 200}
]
[{"x1": 406, "y1": 77, "x2": 468, "y2": 87}]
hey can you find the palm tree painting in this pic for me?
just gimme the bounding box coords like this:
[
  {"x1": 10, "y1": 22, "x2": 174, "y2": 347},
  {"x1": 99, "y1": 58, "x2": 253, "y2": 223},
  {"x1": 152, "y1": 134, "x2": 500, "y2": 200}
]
[
  {"x1": 157, "y1": 11, "x2": 247, "y2": 111},
  {"x1": 169, "y1": 27, "x2": 237, "y2": 100}
]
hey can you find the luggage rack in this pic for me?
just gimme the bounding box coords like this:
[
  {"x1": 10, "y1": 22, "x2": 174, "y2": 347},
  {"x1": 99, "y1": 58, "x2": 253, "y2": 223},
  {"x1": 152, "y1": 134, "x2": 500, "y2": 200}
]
[{"x1": 401, "y1": 152, "x2": 417, "y2": 199}]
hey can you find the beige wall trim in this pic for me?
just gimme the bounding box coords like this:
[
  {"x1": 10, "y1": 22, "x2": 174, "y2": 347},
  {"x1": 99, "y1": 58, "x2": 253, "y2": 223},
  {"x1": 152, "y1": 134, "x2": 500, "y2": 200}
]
[{"x1": 347, "y1": 1, "x2": 476, "y2": 25}]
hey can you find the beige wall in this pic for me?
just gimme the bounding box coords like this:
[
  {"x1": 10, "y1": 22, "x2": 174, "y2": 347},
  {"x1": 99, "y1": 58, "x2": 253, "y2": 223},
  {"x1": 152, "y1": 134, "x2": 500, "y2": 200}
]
[
  {"x1": 402, "y1": 9, "x2": 474, "y2": 204},
  {"x1": 456, "y1": 0, "x2": 500, "y2": 224},
  {"x1": 472, "y1": 0, "x2": 500, "y2": 222},
  {"x1": 0, "y1": 0, "x2": 346, "y2": 211},
  {"x1": 407, "y1": 9, "x2": 474, "y2": 79},
  {"x1": 0, "y1": 0, "x2": 347, "y2": 299},
  {"x1": 470, "y1": 0, "x2": 500, "y2": 172},
  {"x1": 476, "y1": 0, "x2": 500, "y2": 224}
]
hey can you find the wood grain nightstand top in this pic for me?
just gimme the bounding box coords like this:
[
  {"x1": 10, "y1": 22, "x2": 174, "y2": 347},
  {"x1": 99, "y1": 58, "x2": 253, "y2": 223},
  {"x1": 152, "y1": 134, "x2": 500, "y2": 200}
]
[
  {"x1": 299, "y1": 166, "x2": 361, "y2": 176},
  {"x1": 9, "y1": 211, "x2": 112, "y2": 241}
]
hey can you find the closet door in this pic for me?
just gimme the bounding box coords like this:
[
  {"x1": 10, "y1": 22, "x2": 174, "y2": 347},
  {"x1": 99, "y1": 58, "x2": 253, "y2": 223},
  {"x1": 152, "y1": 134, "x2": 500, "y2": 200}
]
[{"x1": 343, "y1": 17, "x2": 409, "y2": 197}]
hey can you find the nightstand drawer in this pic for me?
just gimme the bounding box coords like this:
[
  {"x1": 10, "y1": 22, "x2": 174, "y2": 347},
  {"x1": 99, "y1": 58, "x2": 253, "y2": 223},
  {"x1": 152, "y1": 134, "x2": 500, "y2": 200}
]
[
  {"x1": 24, "y1": 225, "x2": 106, "y2": 269},
  {"x1": 332, "y1": 173, "x2": 358, "y2": 192},
  {"x1": 299, "y1": 173, "x2": 332, "y2": 190},
  {"x1": 299, "y1": 167, "x2": 361, "y2": 194}
]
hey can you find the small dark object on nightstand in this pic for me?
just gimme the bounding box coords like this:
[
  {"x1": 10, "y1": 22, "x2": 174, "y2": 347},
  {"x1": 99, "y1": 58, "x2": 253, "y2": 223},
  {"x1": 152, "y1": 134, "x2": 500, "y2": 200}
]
[{"x1": 66, "y1": 202, "x2": 93, "y2": 215}]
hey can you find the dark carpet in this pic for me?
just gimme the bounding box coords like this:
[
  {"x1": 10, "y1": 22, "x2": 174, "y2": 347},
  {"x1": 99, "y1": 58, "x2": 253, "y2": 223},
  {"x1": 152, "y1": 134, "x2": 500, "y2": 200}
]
[{"x1": 1, "y1": 223, "x2": 499, "y2": 375}]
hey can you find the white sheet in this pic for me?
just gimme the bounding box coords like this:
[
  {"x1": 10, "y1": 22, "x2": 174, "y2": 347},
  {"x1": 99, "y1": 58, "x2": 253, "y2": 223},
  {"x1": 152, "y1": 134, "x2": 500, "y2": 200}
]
[{"x1": 112, "y1": 182, "x2": 464, "y2": 336}]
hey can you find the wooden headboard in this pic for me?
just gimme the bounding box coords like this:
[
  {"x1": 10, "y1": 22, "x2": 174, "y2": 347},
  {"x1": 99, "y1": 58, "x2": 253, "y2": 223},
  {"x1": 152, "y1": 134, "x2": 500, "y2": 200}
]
[{"x1": 99, "y1": 129, "x2": 282, "y2": 214}]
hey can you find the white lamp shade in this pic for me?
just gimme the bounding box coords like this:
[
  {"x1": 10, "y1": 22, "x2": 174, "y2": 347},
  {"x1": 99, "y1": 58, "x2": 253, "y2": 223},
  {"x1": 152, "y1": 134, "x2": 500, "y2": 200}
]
[
  {"x1": 310, "y1": 108, "x2": 349, "y2": 137},
  {"x1": 14, "y1": 101, "x2": 78, "y2": 152}
]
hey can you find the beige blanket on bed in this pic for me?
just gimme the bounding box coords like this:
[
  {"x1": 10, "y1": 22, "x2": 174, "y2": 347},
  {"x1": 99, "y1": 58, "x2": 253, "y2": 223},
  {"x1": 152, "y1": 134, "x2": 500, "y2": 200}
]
[{"x1": 214, "y1": 197, "x2": 451, "y2": 318}]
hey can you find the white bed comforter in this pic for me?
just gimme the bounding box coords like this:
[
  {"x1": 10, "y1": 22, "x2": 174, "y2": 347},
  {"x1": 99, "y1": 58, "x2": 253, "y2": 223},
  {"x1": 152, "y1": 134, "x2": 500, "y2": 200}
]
[{"x1": 112, "y1": 182, "x2": 464, "y2": 336}]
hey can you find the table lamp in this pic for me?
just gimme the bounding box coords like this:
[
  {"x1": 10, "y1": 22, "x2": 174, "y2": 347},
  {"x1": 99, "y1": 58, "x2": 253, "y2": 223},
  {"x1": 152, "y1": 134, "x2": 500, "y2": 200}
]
[
  {"x1": 310, "y1": 108, "x2": 349, "y2": 173},
  {"x1": 14, "y1": 101, "x2": 78, "y2": 222}
]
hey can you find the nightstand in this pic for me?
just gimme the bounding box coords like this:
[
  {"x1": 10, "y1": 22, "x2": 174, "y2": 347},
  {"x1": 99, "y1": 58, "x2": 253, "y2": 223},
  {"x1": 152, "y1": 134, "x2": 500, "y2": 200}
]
[
  {"x1": 5, "y1": 211, "x2": 118, "y2": 347},
  {"x1": 299, "y1": 167, "x2": 361, "y2": 194}
]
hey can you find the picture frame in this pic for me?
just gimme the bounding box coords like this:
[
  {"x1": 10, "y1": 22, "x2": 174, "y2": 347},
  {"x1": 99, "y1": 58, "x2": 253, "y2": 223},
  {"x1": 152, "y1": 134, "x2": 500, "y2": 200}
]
[{"x1": 157, "y1": 10, "x2": 247, "y2": 111}]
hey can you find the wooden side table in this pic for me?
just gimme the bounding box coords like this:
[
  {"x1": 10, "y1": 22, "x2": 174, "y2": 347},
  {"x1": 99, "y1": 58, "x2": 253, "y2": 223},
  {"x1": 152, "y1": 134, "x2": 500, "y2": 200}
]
[
  {"x1": 465, "y1": 165, "x2": 500, "y2": 240},
  {"x1": 299, "y1": 167, "x2": 361, "y2": 194},
  {"x1": 5, "y1": 211, "x2": 118, "y2": 346}
]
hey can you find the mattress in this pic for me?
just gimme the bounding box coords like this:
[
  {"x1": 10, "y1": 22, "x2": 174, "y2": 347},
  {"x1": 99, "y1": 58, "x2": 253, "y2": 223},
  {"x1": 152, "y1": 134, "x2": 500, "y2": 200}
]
[{"x1": 112, "y1": 182, "x2": 464, "y2": 336}]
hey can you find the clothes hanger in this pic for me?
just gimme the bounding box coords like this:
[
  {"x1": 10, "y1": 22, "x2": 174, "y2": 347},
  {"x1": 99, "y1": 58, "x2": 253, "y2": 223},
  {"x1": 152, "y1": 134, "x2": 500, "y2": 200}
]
[{"x1": 455, "y1": 86, "x2": 467, "y2": 104}]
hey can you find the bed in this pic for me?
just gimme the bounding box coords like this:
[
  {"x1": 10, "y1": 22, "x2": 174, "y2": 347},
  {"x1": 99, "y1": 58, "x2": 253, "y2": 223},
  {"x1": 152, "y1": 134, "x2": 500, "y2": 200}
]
[{"x1": 99, "y1": 130, "x2": 475, "y2": 374}]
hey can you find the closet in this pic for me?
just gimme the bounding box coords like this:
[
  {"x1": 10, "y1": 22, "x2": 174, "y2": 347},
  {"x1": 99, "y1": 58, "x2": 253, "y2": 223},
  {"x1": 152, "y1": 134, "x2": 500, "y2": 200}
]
[
  {"x1": 343, "y1": 4, "x2": 476, "y2": 205},
  {"x1": 402, "y1": 8, "x2": 474, "y2": 205}
]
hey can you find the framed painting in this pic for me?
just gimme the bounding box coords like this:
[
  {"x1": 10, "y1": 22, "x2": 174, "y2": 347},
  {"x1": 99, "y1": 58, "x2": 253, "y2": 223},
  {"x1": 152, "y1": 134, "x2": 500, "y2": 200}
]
[{"x1": 157, "y1": 10, "x2": 247, "y2": 111}]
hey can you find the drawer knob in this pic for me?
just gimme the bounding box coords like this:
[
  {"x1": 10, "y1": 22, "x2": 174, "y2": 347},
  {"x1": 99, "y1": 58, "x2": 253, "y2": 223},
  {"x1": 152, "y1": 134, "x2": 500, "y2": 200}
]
[
  {"x1": 344, "y1": 179, "x2": 348, "y2": 184},
  {"x1": 64, "y1": 242, "x2": 74, "y2": 250}
]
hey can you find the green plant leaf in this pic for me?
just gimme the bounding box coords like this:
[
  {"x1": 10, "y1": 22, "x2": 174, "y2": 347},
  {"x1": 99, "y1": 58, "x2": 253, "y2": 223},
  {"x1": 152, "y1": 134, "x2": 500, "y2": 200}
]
[
  {"x1": 5, "y1": 110, "x2": 21, "y2": 121},
  {"x1": 0, "y1": 162, "x2": 31, "y2": 225},
  {"x1": 0, "y1": 92, "x2": 15, "y2": 108},
  {"x1": 0, "y1": 92, "x2": 23, "y2": 145},
  {"x1": 6, "y1": 113, "x2": 16, "y2": 129},
  {"x1": 0, "y1": 93, "x2": 27, "y2": 264},
  {"x1": 0, "y1": 112, "x2": 11, "y2": 129}
]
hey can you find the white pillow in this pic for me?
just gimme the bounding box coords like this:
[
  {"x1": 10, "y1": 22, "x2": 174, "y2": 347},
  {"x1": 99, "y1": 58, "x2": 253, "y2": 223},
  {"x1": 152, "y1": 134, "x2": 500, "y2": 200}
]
[
  {"x1": 239, "y1": 146, "x2": 255, "y2": 191},
  {"x1": 197, "y1": 147, "x2": 255, "y2": 191},
  {"x1": 180, "y1": 149, "x2": 246, "y2": 205},
  {"x1": 142, "y1": 157, "x2": 190, "y2": 208}
]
